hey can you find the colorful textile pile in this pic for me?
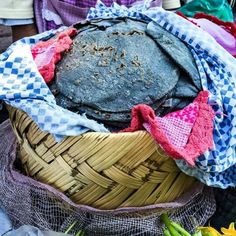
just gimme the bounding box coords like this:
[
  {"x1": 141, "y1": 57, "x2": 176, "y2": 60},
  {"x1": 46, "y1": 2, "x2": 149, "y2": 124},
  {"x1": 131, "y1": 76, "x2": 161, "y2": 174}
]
[
  {"x1": 122, "y1": 91, "x2": 215, "y2": 166},
  {"x1": 178, "y1": 0, "x2": 234, "y2": 22},
  {"x1": 87, "y1": 1, "x2": 236, "y2": 188},
  {"x1": 32, "y1": 28, "x2": 77, "y2": 83},
  {"x1": 178, "y1": 12, "x2": 236, "y2": 57}
]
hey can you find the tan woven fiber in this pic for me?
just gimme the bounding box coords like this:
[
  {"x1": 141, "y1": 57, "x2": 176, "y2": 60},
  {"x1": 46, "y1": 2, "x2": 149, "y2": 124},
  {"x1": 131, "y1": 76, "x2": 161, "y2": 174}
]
[{"x1": 8, "y1": 106, "x2": 196, "y2": 210}]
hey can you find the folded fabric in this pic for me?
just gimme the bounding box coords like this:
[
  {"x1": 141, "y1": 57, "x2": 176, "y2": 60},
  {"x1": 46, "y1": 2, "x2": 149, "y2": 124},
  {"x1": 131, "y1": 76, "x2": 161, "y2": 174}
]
[
  {"x1": 177, "y1": 12, "x2": 236, "y2": 57},
  {"x1": 34, "y1": 0, "x2": 162, "y2": 32},
  {"x1": 178, "y1": 0, "x2": 234, "y2": 22},
  {"x1": 193, "y1": 13, "x2": 236, "y2": 36},
  {"x1": 0, "y1": 30, "x2": 108, "y2": 141},
  {"x1": 32, "y1": 28, "x2": 77, "y2": 83},
  {"x1": 87, "y1": 1, "x2": 236, "y2": 188},
  {"x1": 122, "y1": 91, "x2": 215, "y2": 166}
]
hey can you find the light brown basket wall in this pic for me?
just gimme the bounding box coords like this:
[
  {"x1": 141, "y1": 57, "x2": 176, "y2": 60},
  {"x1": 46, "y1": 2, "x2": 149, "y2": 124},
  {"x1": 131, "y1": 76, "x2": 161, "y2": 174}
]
[{"x1": 8, "y1": 106, "x2": 196, "y2": 210}]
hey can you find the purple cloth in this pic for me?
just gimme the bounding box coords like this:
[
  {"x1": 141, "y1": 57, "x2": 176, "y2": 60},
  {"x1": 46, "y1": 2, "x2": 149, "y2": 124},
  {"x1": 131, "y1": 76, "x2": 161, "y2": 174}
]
[
  {"x1": 34, "y1": 0, "x2": 162, "y2": 32},
  {"x1": 57, "y1": 0, "x2": 139, "y2": 7},
  {"x1": 190, "y1": 18, "x2": 236, "y2": 56}
]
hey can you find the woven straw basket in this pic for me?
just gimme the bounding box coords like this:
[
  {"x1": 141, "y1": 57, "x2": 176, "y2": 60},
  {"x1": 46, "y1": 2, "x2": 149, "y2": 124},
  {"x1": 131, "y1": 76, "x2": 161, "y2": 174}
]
[{"x1": 8, "y1": 105, "x2": 196, "y2": 210}]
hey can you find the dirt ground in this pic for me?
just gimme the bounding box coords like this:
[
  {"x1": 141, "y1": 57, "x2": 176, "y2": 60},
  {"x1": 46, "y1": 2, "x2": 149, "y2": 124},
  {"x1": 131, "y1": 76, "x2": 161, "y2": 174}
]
[{"x1": 0, "y1": 25, "x2": 12, "y2": 53}]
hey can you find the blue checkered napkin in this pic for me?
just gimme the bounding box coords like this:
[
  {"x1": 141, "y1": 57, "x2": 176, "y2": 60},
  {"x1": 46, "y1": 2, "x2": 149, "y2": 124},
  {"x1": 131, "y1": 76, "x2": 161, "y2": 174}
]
[
  {"x1": 145, "y1": 10, "x2": 236, "y2": 188},
  {"x1": 88, "y1": 1, "x2": 236, "y2": 188},
  {"x1": 176, "y1": 159, "x2": 236, "y2": 189},
  {"x1": 0, "y1": 30, "x2": 108, "y2": 142}
]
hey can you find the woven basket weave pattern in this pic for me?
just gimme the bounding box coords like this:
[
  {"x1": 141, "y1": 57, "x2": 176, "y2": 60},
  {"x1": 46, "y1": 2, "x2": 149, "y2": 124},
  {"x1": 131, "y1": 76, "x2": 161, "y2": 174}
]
[{"x1": 8, "y1": 106, "x2": 196, "y2": 210}]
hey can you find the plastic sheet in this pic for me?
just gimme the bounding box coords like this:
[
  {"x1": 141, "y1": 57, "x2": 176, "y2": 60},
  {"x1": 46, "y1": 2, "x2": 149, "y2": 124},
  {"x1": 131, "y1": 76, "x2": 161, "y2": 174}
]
[
  {"x1": 178, "y1": 0, "x2": 234, "y2": 22},
  {"x1": 5, "y1": 225, "x2": 71, "y2": 236}
]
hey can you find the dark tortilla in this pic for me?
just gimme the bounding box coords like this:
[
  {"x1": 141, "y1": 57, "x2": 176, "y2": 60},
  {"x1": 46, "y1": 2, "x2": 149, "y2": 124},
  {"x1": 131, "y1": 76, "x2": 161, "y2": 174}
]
[{"x1": 52, "y1": 18, "x2": 201, "y2": 128}]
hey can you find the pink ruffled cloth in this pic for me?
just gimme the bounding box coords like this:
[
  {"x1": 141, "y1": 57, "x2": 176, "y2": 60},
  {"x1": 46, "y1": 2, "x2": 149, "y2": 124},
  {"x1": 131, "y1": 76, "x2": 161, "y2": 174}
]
[
  {"x1": 31, "y1": 28, "x2": 77, "y2": 83},
  {"x1": 150, "y1": 103, "x2": 199, "y2": 149},
  {"x1": 190, "y1": 18, "x2": 236, "y2": 56},
  {"x1": 177, "y1": 12, "x2": 236, "y2": 57},
  {"x1": 122, "y1": 91, "x2": 215, "y2": 166}
]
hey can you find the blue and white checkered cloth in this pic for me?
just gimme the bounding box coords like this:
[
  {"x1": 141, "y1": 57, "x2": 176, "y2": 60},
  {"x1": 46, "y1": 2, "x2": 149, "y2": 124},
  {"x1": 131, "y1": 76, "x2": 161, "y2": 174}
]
[
  {"x1": 87, "y1": 1, "x2": 236, "y2": 188},
  {"x1": 0, "y1": 30, "x2": 108, "y2": 141}
]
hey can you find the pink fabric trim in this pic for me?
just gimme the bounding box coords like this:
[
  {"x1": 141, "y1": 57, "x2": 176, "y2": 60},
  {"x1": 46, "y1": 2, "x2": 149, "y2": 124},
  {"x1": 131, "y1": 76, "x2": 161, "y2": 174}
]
[
  {"x1": 151, "y1": 103, "x2": 199, "y2": 148},
  {"x1": 165, "y1": 103, "x2": 199, "y2": 124},
  {"x1": 31, "y1": 28, "x2": 77, "y2": 83},
  {"x1": 150, "y1": 117, "x2": 194, "y2": 148},
  {"x1": 121, "y1": 91, "x2": 215, "y2": 166}
]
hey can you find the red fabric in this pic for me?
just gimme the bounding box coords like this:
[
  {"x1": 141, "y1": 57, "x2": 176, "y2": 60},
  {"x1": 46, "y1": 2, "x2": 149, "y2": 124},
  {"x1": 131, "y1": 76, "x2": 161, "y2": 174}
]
[
  {"x1": 176, "y1": 12, "x2": 236, "y2": 57},
  {"x1": 194, "y1": 13, "x2": 236, "y2": 38},
  {"x1": 121, "y1": 91, "x2": 215, "y2": 166},
  {"x1": 177, "y1": 12, "x2": 236, "y2": 37},
  {"x1": 31, "y1": 28, "x2": 77, "y2": 83}
]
